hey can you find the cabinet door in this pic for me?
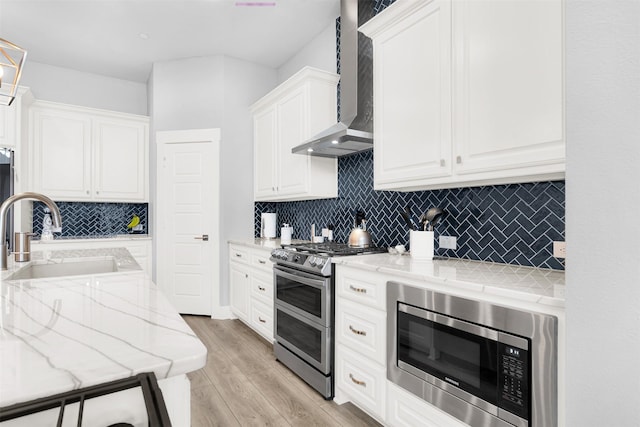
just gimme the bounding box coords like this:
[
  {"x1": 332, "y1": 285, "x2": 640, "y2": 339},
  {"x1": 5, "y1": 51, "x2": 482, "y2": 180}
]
[
  {"x1": 453, "y1": 0, "x2": 564, "y2": 175},
  {"x1": 276, "y1": 87, "x2": 309, "y2": 196},
  {"x1": 0, "y1": 104, "x2": 16, "y2": 147},
  {"x1": 253, "y1": 106, "x2": 278, "y2": 200},
  {"x1": 373, "y1": 0, "x2": 452, "y2": 189},
  {"x1": 94, "y1": 117, "x2": 148, "y2": 201},
  {"x1": 229, "y1": 262, "x2": 250, "y2": 322},
  {"x1": 31, "y1": 107, "x2": 92, "y2": 200}
]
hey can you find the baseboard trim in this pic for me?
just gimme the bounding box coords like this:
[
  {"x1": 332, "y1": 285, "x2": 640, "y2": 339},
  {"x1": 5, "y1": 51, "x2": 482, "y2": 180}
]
[{"x1": 211, "y1": 305, "x2": 235, "y2": 320}]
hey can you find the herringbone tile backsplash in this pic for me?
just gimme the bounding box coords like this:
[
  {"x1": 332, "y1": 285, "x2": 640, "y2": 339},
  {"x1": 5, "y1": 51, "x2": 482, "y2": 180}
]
[
  {"x1": 255, "y1": 151, "x2": 565, "y2": 270},
  {"x1": 32, "y1": 202, "x2": 148, "y2": 238}
]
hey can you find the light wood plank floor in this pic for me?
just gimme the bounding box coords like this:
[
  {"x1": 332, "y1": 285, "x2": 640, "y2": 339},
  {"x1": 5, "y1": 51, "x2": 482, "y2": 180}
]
[{"x1": 183, "y1": 315, "x2": 382, "y2": 427}]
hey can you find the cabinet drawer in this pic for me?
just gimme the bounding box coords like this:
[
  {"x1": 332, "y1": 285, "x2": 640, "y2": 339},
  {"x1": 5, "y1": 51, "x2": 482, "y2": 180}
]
[
  {"x1": 251, "y1": 270, "x2": 273, "y2": 304},
  {"x1": 250, "y1": 298, "x2": 274, "y2": 342},
  {"x1": 251, "y1": 250, "x2": 272, "y2": 272},
  {"x1": 229, "y1": 245, "x2": 249, "y2": 264},
  {"x1": 336, "y1": 268, "x2": 386, "y2": 310},
  {"x1": 386, "y1": 382, "x2": 469, "y2": 427},
  {"x1": 336, "y1": 298, "x2": 386, "y2": 366},
  {"x1": 335, "y1": 345, "x2": 386, "y2": 421}
]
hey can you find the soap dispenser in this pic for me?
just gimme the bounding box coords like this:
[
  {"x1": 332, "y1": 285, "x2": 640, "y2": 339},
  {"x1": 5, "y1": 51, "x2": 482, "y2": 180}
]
[{"x1": 41, "y1": 207, "x2": 61, "y2": 241}]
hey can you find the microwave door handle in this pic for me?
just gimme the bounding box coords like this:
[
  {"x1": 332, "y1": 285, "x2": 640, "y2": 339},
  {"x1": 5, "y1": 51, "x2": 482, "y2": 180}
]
[
  {"x1": 401, "y1": 303, "x2": 499, "y2": 341},
  {"x1": 274, "y1": 268, "x2": 327, "y2": 289}
]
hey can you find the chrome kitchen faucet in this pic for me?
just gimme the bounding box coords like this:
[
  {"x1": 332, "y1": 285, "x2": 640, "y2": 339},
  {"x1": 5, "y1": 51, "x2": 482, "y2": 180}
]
[{"x1": 0, "y1": 192, "x2": 62, "y2": 270}]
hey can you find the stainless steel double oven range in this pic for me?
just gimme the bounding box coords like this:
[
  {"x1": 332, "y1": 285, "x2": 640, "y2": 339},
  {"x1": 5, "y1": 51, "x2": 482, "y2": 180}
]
[{"x1": 270, "y1": 242, "x2": 385, "y2": 399}]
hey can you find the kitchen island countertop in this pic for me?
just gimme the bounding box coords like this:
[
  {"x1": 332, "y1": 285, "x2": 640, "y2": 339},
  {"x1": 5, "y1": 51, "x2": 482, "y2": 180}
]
[{"x1": 0, "y1": 248, "x2": 206, "y2": 408}]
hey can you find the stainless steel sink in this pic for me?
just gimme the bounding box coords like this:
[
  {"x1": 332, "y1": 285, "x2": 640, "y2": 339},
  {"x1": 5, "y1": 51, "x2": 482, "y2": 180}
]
[{"x1": 7, "y1": 258, "x2": 119, "y2": 280}]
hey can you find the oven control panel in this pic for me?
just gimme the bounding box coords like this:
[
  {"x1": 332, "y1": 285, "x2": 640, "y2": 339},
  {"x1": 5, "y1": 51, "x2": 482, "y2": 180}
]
[
  {"x1": 271, "y1": 249, "x2": 331, "y2": 276},
  {"x1": 498, "y1": 342, "x2": 529, "y2": 420}
]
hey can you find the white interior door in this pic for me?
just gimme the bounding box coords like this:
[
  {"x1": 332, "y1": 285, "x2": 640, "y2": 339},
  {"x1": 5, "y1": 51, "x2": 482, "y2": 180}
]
[{"x1": 156, "y1": 129, "x2": 220, "y2": 315}]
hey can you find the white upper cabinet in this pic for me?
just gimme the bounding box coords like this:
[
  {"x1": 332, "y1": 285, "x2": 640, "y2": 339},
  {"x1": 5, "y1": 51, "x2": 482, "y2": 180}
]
[
  {"x1": 361, "y1": 0, "x2": 565, "y2": 191},
  {"x1": 30, "y1": 101, "x2": 149, "y2": 202},
  {"x1": 452, "y1": 0, "x2": 565, "y2": 177},
  {"x1": 0, "y1": 87, "x2": 33, "y2": 149},
  {"x1": 251, "y1": 66, "x2": 340, "y2": 202},
  {"x1": 0, "y1": 102, "x2": 17, "y2": 148}
]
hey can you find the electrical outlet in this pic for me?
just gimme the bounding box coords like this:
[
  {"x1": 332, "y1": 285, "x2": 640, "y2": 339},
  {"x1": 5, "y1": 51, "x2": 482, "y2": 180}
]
[
  {"x1": 439, "y1": 235, "x2": 457, "y2": 250},
  {"x1": 553, "y1": 241, "x2": 566, "y2": 258}
]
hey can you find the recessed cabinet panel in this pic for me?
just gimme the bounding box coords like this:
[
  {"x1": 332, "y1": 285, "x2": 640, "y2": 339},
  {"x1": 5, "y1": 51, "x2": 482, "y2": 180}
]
[
  {"x1": 453, "y1": 0, "x2": 564, "y2": 175},
  {"x1": 253, "y1": 107, "x2": 278, "y2": 199},
  {"x1": 32, "y1": 109, "x2": 92, "y2": 199},
  {"x1": 229, "y1": 261, "x2": 250, "y2": 322},
  {"x1": 374, "y1": 1, "x2": 452, "y2": 186},
  {"x1": 277, "y1": 88, "x2": 309, "y2": 196},
  {"x1": 94, "y1": 118, "x2": 146, "y2": 200}
]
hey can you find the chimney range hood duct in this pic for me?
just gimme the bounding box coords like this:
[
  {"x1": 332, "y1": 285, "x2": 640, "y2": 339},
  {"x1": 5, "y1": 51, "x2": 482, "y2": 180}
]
[{"x1": 292, "y1": 0, "x2": 374, "y2": 158}]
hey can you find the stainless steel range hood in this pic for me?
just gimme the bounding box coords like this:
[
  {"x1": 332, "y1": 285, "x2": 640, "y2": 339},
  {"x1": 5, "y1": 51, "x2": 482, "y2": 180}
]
[{"x1": 292, "y1": 0, "x2": 373, "y2": 158}]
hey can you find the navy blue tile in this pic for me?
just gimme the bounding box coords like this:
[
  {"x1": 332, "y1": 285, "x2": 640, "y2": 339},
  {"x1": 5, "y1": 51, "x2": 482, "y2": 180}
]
[{"x1": 33, "y1": 201, "x2": 148, "y2": 238}]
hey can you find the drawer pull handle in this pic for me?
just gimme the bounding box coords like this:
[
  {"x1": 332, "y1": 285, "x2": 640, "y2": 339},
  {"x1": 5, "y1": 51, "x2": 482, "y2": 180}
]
[
  {"x1": 349, "y1": 285, "x2": 367, "y2": 294},
  {"x1": 349, "y1": 373, "x2": 366, "y2": 387},
  {"x1": 235, "y1": 253, "x2": 242, "y2": 257},
  {"x1": 258, "y1": 286, "x2": 266, "y2": 291},
  {"x1": 258, "y1": 260, "x2": 266, "y2": 264},
  {"x1": 258, "y1": 317, "x2": 266, "y2": 323},
  {"x1": 349, "y1": 325, "x2": 366, "y2": 336}
]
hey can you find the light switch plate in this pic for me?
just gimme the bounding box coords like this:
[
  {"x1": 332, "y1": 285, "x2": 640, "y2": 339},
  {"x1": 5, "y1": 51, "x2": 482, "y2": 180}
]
[{"x1": 439, "y1": 235, "x2": 457, "y2": 250}]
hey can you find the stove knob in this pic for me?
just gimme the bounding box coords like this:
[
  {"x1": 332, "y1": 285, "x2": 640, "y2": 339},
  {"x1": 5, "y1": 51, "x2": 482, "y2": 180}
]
[
  {"x1": 316, "y1": 259, "x2": 326, "y2": 269},
  {"x1": 308, "y1": 256, "x2": 317, "y2": 266}
]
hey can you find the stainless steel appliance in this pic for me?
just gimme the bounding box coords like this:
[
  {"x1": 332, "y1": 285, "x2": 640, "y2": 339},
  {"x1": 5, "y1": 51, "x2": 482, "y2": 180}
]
[
  {"x1": 271, "y1": 242, "x2": 386, "y2": 399},
  {"x1": 387, "y1": 281, "x2": 558, "y2": 427}
]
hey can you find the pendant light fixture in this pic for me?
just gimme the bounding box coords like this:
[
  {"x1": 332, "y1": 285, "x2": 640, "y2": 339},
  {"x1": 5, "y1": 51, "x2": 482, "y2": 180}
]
[{"x1": 0, "y1": 38, "x2": 27, "y2": 106}]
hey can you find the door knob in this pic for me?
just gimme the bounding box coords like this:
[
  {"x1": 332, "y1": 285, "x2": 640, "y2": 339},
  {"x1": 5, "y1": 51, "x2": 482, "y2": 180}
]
[{"x1": 194, "y1": 234, "x2": 209, "y2": 241}]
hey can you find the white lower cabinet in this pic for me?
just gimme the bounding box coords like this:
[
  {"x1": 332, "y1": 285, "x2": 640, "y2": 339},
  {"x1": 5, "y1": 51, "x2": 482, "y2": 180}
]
[
  {"x1": 335, "y1": 346, "x2": 386, "y2": 421},
  {"x1": 229, "y1": 261, "x2": 250, "y2": 322},
  {"x1": 335, "y1": 269, "x2": 387, "y2": 422},
  {"x1": 228, "y1": 243, "x2": 274, "y2": 342},
  {"x1": 335, "y1": 264, "x2": 472, "y2": 427},
  {"x1": 387, "y1": 382, "x2": 469, "y2": 427}
]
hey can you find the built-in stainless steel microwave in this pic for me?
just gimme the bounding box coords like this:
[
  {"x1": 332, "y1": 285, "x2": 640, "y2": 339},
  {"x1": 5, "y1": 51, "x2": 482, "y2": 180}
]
[{"x1": 387, "y1": 282, "x2": 557, "y2": 427}]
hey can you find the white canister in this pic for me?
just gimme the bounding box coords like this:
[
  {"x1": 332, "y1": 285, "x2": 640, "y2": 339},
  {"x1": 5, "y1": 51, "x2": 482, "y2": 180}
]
[
  {"x1": 280, "y1": 224, "x2": 293, "y2": 245},
  {"x1": 261, "y1": 213, "x2": 277, "y2": 239},
  {"x1": 410, "y1": 230, "x2": 434, "y2": 260}
]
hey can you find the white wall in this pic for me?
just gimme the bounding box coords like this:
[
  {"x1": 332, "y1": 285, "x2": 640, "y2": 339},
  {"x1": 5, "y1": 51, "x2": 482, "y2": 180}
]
[
  {"x1": 565, "y1": 1, "x2": 640, "y2": 426},
  {"x1": 149, "y1": 55, "x2": 277, "y2": 311},
  {"x1": 19, "y1": 61, "x2": 147, "y2": 115},
  {"x1": 277, "y1": 21, "x2": 337, "y2": 84}
]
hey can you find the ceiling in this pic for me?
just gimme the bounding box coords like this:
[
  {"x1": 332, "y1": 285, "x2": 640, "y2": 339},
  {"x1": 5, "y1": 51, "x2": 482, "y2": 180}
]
[{"x1": 0, "y1": 0, "x2": 340, "y2": 83}]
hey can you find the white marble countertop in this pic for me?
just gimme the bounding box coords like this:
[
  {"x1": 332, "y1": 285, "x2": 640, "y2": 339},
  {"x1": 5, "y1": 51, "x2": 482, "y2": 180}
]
[
  {"x1": 32, "y1": 234, "x2": 152, "y2": 244},
  {"x1": 0, "y1": 248, "x2": 206, "y2": 407},
  {"x1": 228, "y1": 238, "x2": 308, "y2": 250},
  {"x1": 332, "y1": 253, "x2": 566, "y2": 307}
]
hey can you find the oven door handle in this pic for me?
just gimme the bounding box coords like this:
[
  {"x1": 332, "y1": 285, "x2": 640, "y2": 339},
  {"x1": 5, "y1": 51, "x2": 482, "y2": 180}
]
[{"x1": 274, "y1": 266, "x2": 328, "y2": 289}]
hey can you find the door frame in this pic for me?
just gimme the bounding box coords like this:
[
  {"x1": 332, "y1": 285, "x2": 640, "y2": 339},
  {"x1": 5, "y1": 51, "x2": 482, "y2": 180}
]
[{"x1": 155, "y1": 128, "x2": 221, "y2": 316}]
